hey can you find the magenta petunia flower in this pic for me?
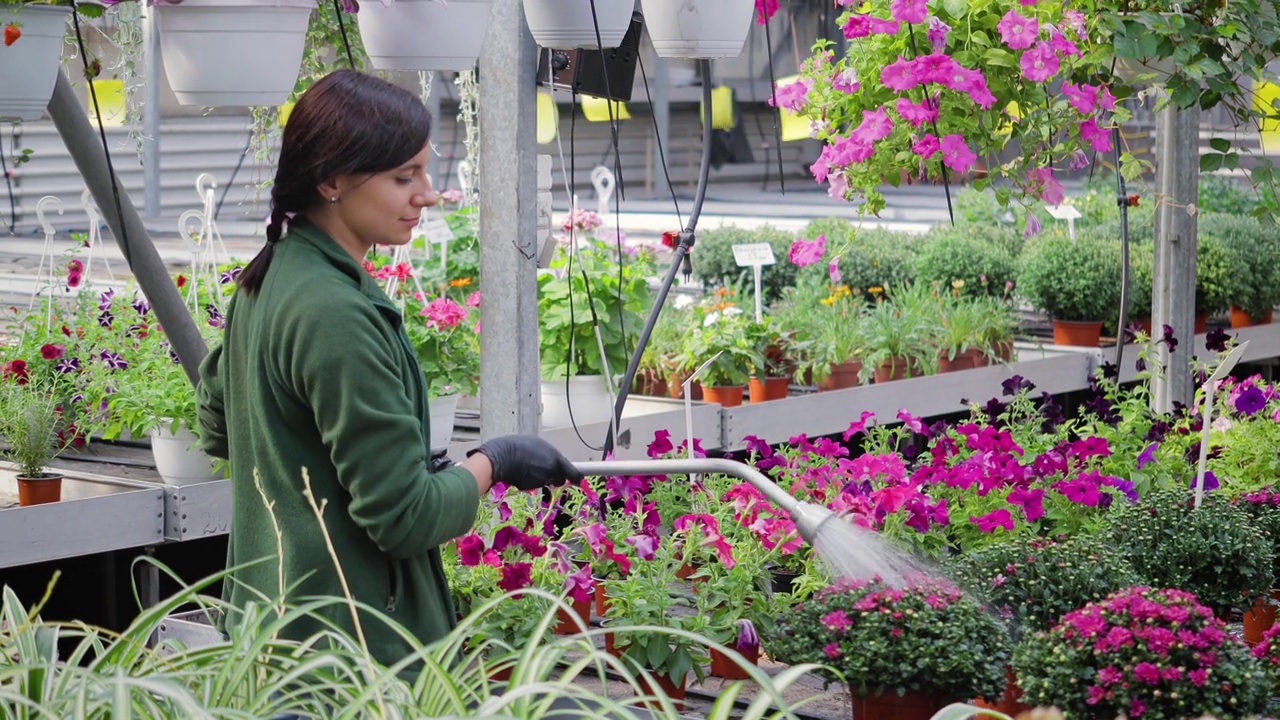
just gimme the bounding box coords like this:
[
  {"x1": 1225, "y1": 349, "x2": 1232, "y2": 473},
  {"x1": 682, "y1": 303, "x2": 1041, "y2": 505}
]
[
  {"x1": 889, "y1": 0, "x2": 926, "y2": 23},
  {"x1": 831, "y1": 67, "x2": 860, "y2": 94},
  {"x1": 926, "y1": 16, "x2": 950, "y2": 52},
  {"x1": 894, "y1": 97, "x2": 938, "y2": 128},
  {"x1": 880, "y1": 56, "x2": 922, "y2": 91},
  {"x1": 915, "y1": 53, "x2": 956, "y2": 85},
  {"x1": 1020, "y1": 41, "x2": 1060, "y2": 82},
  {"x1": 970, "y1": 508, "x2": 1015, "y2": 533},
  {"x1": 563, "y1": 565, "x2": 595, "y2": 603},
  {"x1": 788, "y1": 234, "x2": 827, "y2": 267},
  {"x1": 912, "y1": 134, "x2": 941, "y2": 158},
  {"x1": 1028, "y1": 167, "x2": 1064, "y2": 205},
  {"x1": 498, "y1": 561, "x2": 533, "y2": 592},
  {"x1": 456, "y1": 534, "x2": 485, "y2": 567},
  {"x1": 939, "y1": 134, "x2": 976, "y2": 174},
  {"x1": 997, "y1": 9, "x2": 1039, "y2": 49},
  {"x1": 769, "y1": 78, "x2": 811, "y2": 111},
  {"x1": 828, "y1": 260, "x2": 842, "y2": 284},
  {"x1": 1062, "y1": 82, "x2": 1098, "y2": 114},
  {"x1": 647, "y1": 428, "x2": 674, "y2": 458},
  {"x1": 851, "y1": 107, "x2": 893, "y2": 144},
  {"x1": 869, "y1": 17, "x2": 901, "y2": 34},
  {"x1": 1006, "y1": 487, "x2": 1045, "y2": 522},
  {"x1": 1050, "y1": 29, "x2": 1081, "y2": 57},
  {"x1": 623, "y1": 533, "x2": 657, "y2": 560},
  {"x1": 843, "y1": 411, "x2": 876, "y2": 440},
  {"x1": 842, "y1": 13, "x2": 872, "y2": 38},
  {"x1": 1079, "y1": 118, "x2": 1113, "y2": 153},
  {"x1": 754, "y1": 0, "x2": 779, "y2": 24}
]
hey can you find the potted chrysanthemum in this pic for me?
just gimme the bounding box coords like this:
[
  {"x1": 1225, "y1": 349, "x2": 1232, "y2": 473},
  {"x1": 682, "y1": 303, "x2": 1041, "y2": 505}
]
[
  {"x1": 766, "y1": 576, "x2": 1009, "y2": 720},
  {"x1": 1013, "y1": 586, "x2": 1273, "y2": 720}
]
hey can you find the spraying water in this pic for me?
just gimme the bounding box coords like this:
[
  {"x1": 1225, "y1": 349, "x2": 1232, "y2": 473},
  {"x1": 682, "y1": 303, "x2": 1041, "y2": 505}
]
[{"x1": 810, "y1": 514, "x2": 939, "y2": 588}]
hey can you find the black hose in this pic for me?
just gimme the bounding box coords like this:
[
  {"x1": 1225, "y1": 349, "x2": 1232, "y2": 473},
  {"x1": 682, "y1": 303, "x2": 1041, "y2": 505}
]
[{"x1": 1113, "y1": 123, "x2": 1131, "y2": 372}]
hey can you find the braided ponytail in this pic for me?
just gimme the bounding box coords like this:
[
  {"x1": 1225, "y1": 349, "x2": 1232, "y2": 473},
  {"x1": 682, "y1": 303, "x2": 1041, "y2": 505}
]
[{"x1": 238, "y1": 205, "x2": 288, "y2": 295}]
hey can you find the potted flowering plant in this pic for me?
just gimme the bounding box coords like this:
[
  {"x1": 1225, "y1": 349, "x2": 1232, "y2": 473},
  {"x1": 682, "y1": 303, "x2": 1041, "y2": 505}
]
[
  {"x1": 1234, "y1": 487, "x2": 1280, "y2": 642},
  {"x1": 0, "y1": 376, "x2": 76, "y2": 506},
  {"x1": 0, "y1": 0, "x2": 101, "y2": 121},
  {"x1": 402, "y1": 291, "x2": 479, "y2": 450},
  {"x1": 783, "y1": 0, "x2": 1128, "y2": 230},
  {"x1": 680, "y1": 302, "x2": 764, "y2": 407},
  {"x1": 1101, "y1": 487, "x2": 1275, "y2": 620},
  {"x1": 1013, "y1": 586, "x2": 1273, "y2": 720},
  {"x1": 766, "y1": 576, "x2": 1009, "y2": 718}
]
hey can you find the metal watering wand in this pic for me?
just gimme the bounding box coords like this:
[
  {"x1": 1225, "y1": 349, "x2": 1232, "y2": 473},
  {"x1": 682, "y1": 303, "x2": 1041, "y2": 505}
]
[{"x1": 574, "y1": 458, "x2": 837, "y2": 546}]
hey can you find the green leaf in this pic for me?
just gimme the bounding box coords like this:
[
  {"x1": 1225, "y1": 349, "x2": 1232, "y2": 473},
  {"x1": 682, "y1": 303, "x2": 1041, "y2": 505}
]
[
  {"x1": 1209, "y1": 138, "x2": 1232, "y2": 152},
  {"x1": 1200, "y1": 153, "x2": 1225, "y2": 172}
]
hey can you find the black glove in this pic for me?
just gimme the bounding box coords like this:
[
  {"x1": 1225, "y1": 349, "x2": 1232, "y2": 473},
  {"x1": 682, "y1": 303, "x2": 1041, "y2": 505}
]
[
  {"x1": 469, "y1": 435, "x2": 583, "y2": 491},
  {"x1": 429, "y1": 451, "x2": 455, "y2": 474}
]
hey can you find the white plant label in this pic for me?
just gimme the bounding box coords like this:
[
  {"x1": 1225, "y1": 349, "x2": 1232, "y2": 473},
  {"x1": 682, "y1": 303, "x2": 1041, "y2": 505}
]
[{"x1": 731, "y1": 242, "x2": 775, "y2": 323}]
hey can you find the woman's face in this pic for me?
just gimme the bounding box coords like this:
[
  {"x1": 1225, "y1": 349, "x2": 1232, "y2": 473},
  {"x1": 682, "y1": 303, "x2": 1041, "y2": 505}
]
[{"x1": 325, "y1": 144, "x2": 436, "y2": 251}]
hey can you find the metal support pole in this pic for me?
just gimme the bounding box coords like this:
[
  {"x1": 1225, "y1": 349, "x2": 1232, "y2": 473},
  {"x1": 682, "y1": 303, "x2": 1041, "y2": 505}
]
[
  {"x1": 477, "y1": 0, "x2": 540, "y2": 438},
  {"x1": 141, "y1": 5, "x2": 161, "y2": 221},
  {"x1": 47, "y1": 72, "x2": 208, "y2": 385},
  {"x1": 1151, "y1": 98, "x2": 1199, "y2": 412},
  {"x1": 650, "y1": 52, "x2": 671, "y2": 199}
]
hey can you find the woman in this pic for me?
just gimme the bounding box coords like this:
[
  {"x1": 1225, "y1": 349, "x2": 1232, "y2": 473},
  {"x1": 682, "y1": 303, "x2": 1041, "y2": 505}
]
[{"x1": 196, "y1": 70, "x2": 580, "y2": 665}]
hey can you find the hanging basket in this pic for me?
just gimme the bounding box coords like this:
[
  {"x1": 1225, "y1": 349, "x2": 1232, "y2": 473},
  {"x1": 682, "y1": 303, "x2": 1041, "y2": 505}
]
[
  {"x1": 540, "y1": 374, "x2": 614, "y2": 429},
  {"x1": 522, "y1": 0, "x2": 634, "y2": 50},
  {"x1": 0, "y1": 5, "x2": 70, "y2": 123},
  {"x1": 359, "y1": 0, "x2": 495, "y2": 71},
  {"x1": 155, "y1": 0, "x2": 314, "y2": 107},
  {"x1": 427, "y1": 394, "x2": 460, "y2": 451},
  {"x1": 639, "y1": 0, "x2": 753, "y2": 59},
  {"x1": 149, "y1": 423, "x2": 221, "y2": 486}
]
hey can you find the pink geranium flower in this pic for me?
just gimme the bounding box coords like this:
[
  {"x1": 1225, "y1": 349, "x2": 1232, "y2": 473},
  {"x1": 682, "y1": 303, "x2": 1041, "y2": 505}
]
[{"x1": 420, "y1": 297, "x2": 468, "y2": 329}]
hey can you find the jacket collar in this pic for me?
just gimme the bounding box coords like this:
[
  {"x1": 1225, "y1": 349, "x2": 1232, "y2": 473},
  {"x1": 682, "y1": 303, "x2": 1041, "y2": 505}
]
[{"x1": 285, "y1": 223, "x2": 402, "y2": 321}]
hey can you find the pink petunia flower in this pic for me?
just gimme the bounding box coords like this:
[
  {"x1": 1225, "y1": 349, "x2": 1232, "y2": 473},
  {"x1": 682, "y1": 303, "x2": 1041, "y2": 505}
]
[
  {"x1": 895, "y1": 97, "x2": 938, "y2": 128},
  {"x1": 969, "y1": 508, "x2": 1014, "y2": 533},
  {"x1": 788, "y1": 234, "x2": 827, "y2": 267},
  {"x1": 1006, "y1": 487, "x2": 1045, "y2": 522},
  {"x1": 828, "y1": 260, "x2": 842, "y2": 284},
  {"x1": 1080, "y1": 118, "x2": 1113, "y2": 153},
  {"x1": 889, "y1": 0, "x2": 926, "y2": 24},
  {"x1": 880, "y1": 56, "x2": 922, "y2": 91},
  {"x1": 912, "y1": 134, "x2": 941, "y2": 159},
  {"x1": 851, "y1": 108, "x2": 894, "y2": 144},
  {"x1": 997, "y1": 10, "x2": 1039, "y2": 49},
  {"x1": 1062, "y1": 82, "x2": 1098, "y2": 114},
  {"x1": 1020, "y1": 41, "x2": 1060, "y2": 82},
  {"x1": 1028, "y1": 167, "x2": 1065, "y2": 205},
  {"x1": 939, "y1": 134, "x2": 976, "y2": 174},
  {"x1": 926, "y1": 17, "x2": 950, "y2": 52},
  {"x1": 831, "y1": 67, "x2": 860, "y2": 94},
  {"x1": 563, "y1": 565, "x2": 595, "y2": 603},
  {"x1": 769, "y1": 78, "x2": 812, "y2": 111}
]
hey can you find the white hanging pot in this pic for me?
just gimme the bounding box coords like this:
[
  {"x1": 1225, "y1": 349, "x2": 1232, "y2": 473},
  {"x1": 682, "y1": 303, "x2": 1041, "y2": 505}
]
[
  {"x1": 155, "y1": 0, "x2": 314, "y2": 107},
  {"x1": 540, "y1": 374, "x2": 614, "y2": 429},
  {"x1": 0, "y1": 5, "x2": 70, "y2": 122},
  {"x1": 522, "y1": 0, "x2": 634, "y2": 50},
  {"x1": 359, "y1": 0, "x2": 495, "y2": 71},
  {"x1": 149, "y1": 423, "x2": 221, "y2": 486},
  {"x1": 639, "y1": 0, "x2": 753, "y2": 59},
  {"x1": 427, "y1": 394, "x2": 461, "y2": 451}
]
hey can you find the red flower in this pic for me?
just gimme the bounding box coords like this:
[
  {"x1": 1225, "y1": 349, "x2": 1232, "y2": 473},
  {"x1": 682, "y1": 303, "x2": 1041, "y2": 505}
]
[
  {"x1": 39, "y1": 344, "x2": 65, "y2": 360},
  {"x1": 60, "y1": 325, "x2": 71, "y2": 337},
  {"x1": 3, "y1": 360, "x2": 28, "y2": 384},
  {"x1": 176, "y1": 275, "x2": 187, "y2": 288},
  {"x1": 67, "y1": 271, "x2": 83, "y2": 289}
]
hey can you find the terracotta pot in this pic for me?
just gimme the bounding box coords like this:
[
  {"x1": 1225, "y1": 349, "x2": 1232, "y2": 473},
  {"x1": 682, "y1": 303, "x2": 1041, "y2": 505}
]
[
  {"x1": 709, "y1": 645, "x2": 760, "y2": 679},
  {"x1": 701, "y1": 384, "x2": 744, "y2": 407},
  {"x1": 994, "y1": 339, "x2": 1014, "y2": 362},
  {"x1": 819, "y1": 359, "x2": 863, "y2": 390},
  {"x1": 593, "y1": 579, "x2": 611, "y2": 618},
  {"x1": 1132, "y1": 316, "x2": 1153, "y2": 336},
  {"x1": 17, "y1": 474, "x2": 62, "y2": 507},
  {"x1": 675, "y1": 562, "x2": 697, "y2": 580},
  {"x1": 1195, "y1": 313, "x2": 1208, "y2": 334},
  {"x1": 937, "y1": 350, "x2": 977, "y2": 373},
  {"x1": 1230, "y1": 306, "x2": 1274, "y2": 329},
  {"x1": 1244, "y1": 593, "x2": 1280, "y2": 645},
  {"x1": 748, "y1": 376, "x2": 790, "y2": 402},
  {"x1": 552, "y1": 597, "x2": 593, "y2": 635},
  {"x1": 488, "y1": 665, "x2": 513, "y2": 683},
  {"x1": 873, "y1": 356, "x2": 913, "y2": 383},
  {"x1": 637, "y1": 669, "x2": 686, "y2": 711},
  {"x1": 633, "y1": 369, "x2": 667, "y2": 397},
  {"x1": 973, "y1": 666, "x2": 1031, "y2": 718},
  {"x1": 1052, "y1": 320, "x2": 1103, "y2": 347},
  {"x1": 851, "y1": 689, "x2": 944, "y2": 720}
]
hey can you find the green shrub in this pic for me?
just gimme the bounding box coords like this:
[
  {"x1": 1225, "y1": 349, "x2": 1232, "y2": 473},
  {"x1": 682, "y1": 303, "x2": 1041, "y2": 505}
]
[
  {"x1": 693, "y1": 224, "x2": 799, "y2": 304},
  {"x1": 1018, "y1": 228, "x2": 1121, "y2": 322},
  {"x1": 1195, "y1": 231, "x2": 1233, "y2": 316},
  {"x1": 798, "y1": 227, "x2": 918, "y2": 295},
  {"x1": 802, "y1": 217, "x2": 857, "y2": 249},
  {"x1": 1198, "y1": 212, "x2": 1280, "y2": 319},
  {"x1": 915, "y1": 226, "x2": 1018, "y2": 296},
  {"x1": 1198, "y1": 174, "x2": 1258, "y2": 215}
]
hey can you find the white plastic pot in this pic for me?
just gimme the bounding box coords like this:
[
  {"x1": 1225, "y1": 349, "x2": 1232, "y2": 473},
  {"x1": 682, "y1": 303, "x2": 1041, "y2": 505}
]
[
  {"x1": 639, "y1": 0, "x2": 753, "y2": 59},
  {"x1": 540, "y1": 374, "x2": 614, "y2": 429},
  {"x1": 155, "y1": 0, "x2": 314, "y2": 107},
  {"x1": 0, "y1": 5, "x2": 69, "y2": 122},
  {"x1": 522, "y1": 0, "x2": 634, "y2": 50},
  {"x1": 359, "y1": 0, "x2": 495, "y2": 71},
  {"x1": 427, "y1": 394, "x2": 461, "y2": 451},
  {"x1": 149, "y1": 424, "x2": 221, "y2": 486}
]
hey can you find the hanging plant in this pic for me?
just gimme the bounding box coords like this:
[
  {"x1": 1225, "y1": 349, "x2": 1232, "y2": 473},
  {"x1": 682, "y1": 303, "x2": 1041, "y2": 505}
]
[{"x1": 784, "y1": 0, "x2": 1130, "y2": 232}]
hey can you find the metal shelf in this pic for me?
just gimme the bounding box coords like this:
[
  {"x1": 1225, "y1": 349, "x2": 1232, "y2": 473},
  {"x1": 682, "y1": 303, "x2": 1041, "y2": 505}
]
[{"x1": 0, "y1": 466, "x2": 165, "y2": 569}]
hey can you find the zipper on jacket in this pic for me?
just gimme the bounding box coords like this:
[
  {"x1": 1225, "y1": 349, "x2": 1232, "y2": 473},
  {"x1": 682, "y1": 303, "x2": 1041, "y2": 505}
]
[{"x1": 386, "y1": 561, "x2": 399, "y2": 613}]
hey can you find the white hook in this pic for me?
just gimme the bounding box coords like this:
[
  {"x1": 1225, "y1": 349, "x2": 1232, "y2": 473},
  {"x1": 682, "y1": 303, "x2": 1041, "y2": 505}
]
[
  {"x1": 196, "y1": 173, "x2": 217, "y2": 198},
  {"x1": 36, "y1": 196, "x2": 64, "y2": 237},
  {"x1": 178, "y1": 210, "x2": 205, "y2": 252},
  {"x1": 591, "y1": 166, "x2": 616, "y2": 217},
  {"x1": 456, "y1": 160, "x2": 472, "y2": 197},
  {"x1": 80, "y1": 190, "x2": 100, "y2": 238}
]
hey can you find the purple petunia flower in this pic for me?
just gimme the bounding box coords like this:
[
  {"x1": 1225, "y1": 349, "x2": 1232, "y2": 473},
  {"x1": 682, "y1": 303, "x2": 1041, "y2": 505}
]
[
  {"x1": 1190, "y1": 471, "x2": 1220, "y2": 493},
  {"x1": 100, "y1": 350, "x2": 128, "y2": 370},
  {"x1": 1234, "y1": 385, "x2": 1267, "y2": 416},
  {"x1": 1137, "y1": 442, "x2": 1158, "y2": 470},
  {"x1": 98, "y1": 288, "x2": 115, "y2": 311},
  {"x1": 97, "y1": 311, "x2": 114, "y2": 329},
  {"x1": 132, "y1": 297, "x2": 150, "y2": 316},
  {"x1": 54, "y1": 357, "x2": 80, "y2": 374}
]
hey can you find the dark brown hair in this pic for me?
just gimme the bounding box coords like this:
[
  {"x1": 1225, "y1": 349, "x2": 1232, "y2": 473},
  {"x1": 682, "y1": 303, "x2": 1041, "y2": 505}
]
[{"x1": 237, "y1": 70, "x2": 433, "y2": 294}]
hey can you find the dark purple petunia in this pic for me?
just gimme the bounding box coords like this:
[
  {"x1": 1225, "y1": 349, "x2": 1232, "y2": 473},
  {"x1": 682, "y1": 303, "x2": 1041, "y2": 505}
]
[
  {"x1": 97, "y1": 311, "x2": 113, "y2": 329},
  {"x1": 132, "y1": 297, "x2": 150, "y2": 316},
  {"x1": 1136, "y1": 442, "x2": 1158, "y2": 470},
  {"x1": 1190, "y1": 471, "x2": 1220, "y2": 493},
  {"x1": 206, "y1": 304, "x2": 225, "y2": 329},
  {"x1": 54, "y1": 357, "x2": 80, "y2": 374},
  {"x1": 1144, "y1": 419, "x2": 1171, "y2": 442},
  {"x1": 1001, "y1": 375, "x2": 1035, "y2": 397},
  {"x1": 100, "y1": 350, "x2": 128, "y2": 370},
  {"x1": 1205, "y1": 327, "x2": 1233, "y2": 353},
  {"x1": 1160, "y1": 324, "x2": 1178, "y2": 353},
  {"x1": 1234, "y1": 385, "x2": 1267, "y2": 416}
]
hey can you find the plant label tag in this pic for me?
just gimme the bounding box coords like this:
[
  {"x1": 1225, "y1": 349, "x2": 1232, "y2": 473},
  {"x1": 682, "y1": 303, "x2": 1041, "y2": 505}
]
[
  {"x1": 1044, "y1": 204, "x2": 1082, "y2": 220},
  {"x1": 424, "y1": 218, "x2": 454, "y2": 246},
  {"x1": 732, "y1": 242, "x2": 776, "y2": 267}
]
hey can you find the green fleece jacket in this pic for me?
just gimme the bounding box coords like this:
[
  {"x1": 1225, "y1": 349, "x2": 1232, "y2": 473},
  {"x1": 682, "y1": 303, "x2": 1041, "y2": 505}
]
[{"x1": 196, "y1": 223, "x2": 479, "y2": 665}]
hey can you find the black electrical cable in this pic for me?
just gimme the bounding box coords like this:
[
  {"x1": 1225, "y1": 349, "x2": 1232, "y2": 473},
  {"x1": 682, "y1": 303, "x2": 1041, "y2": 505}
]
[
  {"x1": 214, "y1": 130, "x2": 255, "y2": 222},
  {"x1": 333, "y1": 0, "x2": 357, "y2": 69},
  {"x1": 635, "y1": 52, "x2": 683, "y2": 226},
  {"x1": 761, "y1": 10, "x2": 786, "y2": 195},
  {"x1": 69, "y1": 2, "x2": 132, "y2": 268},
  {"x1": 1113, "y1": 122, "x2": 1132, "y2": 372},
  {"x1": 601, "y1": 59, "x2": 716, "y2": 459},
  {"x1": 1, "y1": 148, "x2": 15, "y2": 234}
]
